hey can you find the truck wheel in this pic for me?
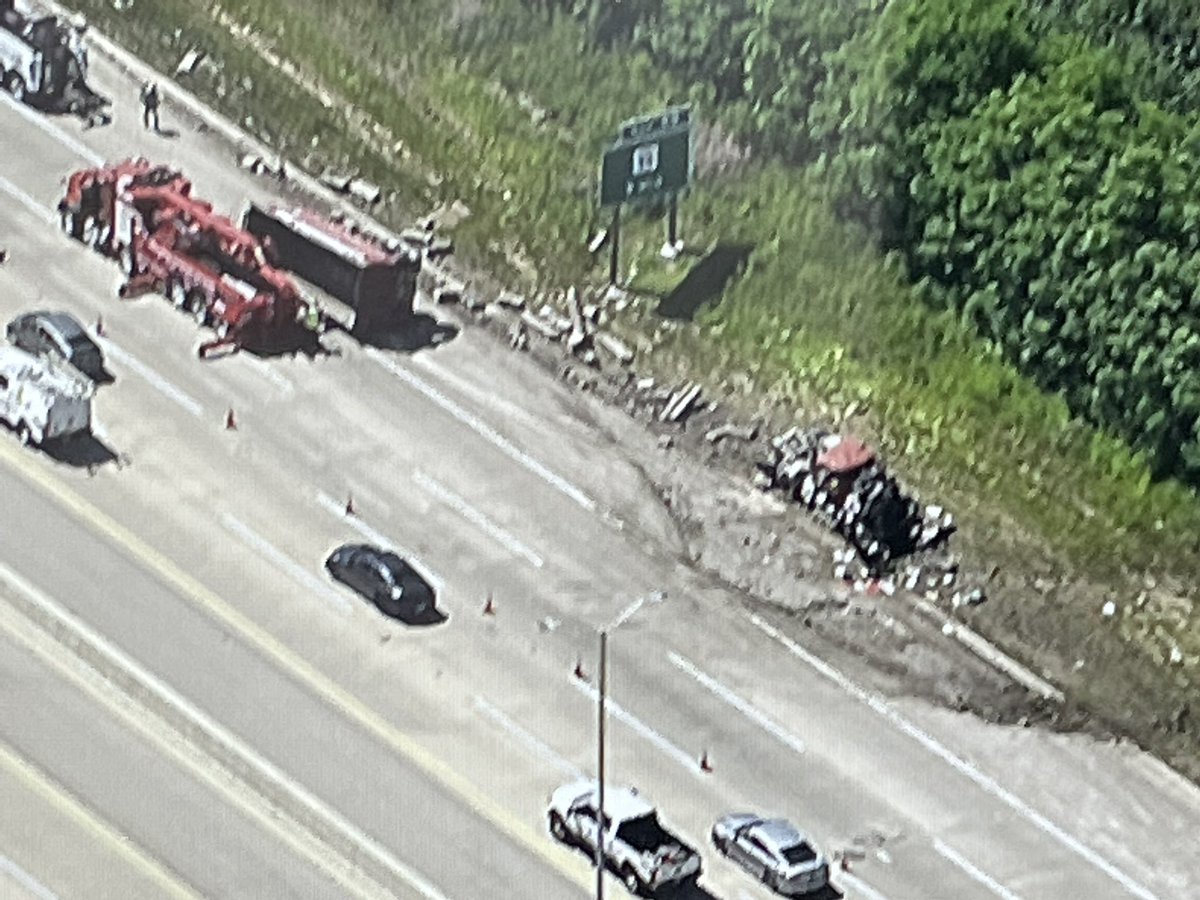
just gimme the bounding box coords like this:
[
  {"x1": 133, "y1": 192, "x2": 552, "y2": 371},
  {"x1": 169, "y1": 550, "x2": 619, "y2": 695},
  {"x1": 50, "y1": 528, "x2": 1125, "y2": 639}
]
[
  {"x1": 118, "y1": 244, "x2": 138, "y2": 277},
  {"x1": 59, "y1": 208, "x2": 79, "y2": 239},
  {"x1": 5, "y1": 74, "x2": 26, "y2": 103},
  {"x1": 548, "y1": 813, "x2": 570, "y2": 844},
  {"x1": 621, "y1": 867, "x2": 644, "y2": 896},
  {"x1": 17, "y1": 422, "x2": 33, "y2": 447},
  {"x1": 169, "y1": 279, "x2": 188, "y2": 310},
  {"x1": 80, "y1": 216, "x2": 98, "y2": 247}
]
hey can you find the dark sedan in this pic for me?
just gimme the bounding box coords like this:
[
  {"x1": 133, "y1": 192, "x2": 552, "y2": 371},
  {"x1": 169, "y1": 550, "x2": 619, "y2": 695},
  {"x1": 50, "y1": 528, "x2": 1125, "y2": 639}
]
[
  {"x1": 324, "y1": 543, "x2": 438, "y2": 620},
  {"x1": 6, "y1": 311, "x2": 105, "y2": 380}
]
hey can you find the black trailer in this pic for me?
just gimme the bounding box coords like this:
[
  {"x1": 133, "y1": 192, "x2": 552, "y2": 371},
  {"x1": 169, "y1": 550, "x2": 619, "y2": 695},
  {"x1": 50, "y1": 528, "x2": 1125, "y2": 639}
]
[{"x1": 244, "y1": 204, "x2": 420, "y2": 333}]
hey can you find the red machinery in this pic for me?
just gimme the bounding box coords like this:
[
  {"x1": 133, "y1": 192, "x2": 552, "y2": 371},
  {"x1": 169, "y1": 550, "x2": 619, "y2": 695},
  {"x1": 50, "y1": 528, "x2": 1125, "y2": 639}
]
[{"x1": 58, "y1": 158, "x2": 310, "y2": 356}]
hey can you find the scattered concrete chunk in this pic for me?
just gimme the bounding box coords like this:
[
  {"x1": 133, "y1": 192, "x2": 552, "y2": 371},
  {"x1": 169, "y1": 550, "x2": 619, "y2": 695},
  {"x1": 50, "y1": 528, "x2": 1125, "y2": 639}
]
[
  {"x1": 175, "y1": 48, "x2": 205, "y2": 76},
  {"x1": 661, "y1": 382, "x2": 703, "y2": 423},
  {"x1": 347, "y1": 178, "x2": 383, "y2": 206},
  {"x1": 433, "y1": 280, "x2": 464, "y2": 304},
  {"x1": 496, "y1": 291, "x2": 526, "y2": 310},
  {"x1": 319, "y1": 169, "x2": 354, "y2": 193},
  {"x1": 520, "y1": 311, "x2": 563, "y2": 340},
  {"x1": 596, "y1": 332, "x2": 634, "y2": 364},
  {"x1": 704, "y1": 423, "x2": 757, "y2": 444}
]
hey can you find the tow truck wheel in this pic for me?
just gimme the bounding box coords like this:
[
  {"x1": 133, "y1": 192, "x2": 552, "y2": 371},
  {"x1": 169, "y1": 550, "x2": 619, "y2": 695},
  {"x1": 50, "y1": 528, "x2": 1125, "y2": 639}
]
[
  {"x1": 192, "y1": 298, "x2": 210, "y2": 326},
  {"x1": 59, "y1": 208, "x2": 76, "y2": 237},
  {"x1": 80, "y1": 216, "x2": 97, "y2": 247},
  {"x1": 118, "y1": 244, "x2": 137, "y2": 277},
  {"x1": 5, "y1": 74, "x2": 26, "y2": 102},
  {"x1": 169, "y1": 279, "x2": 187, "y2": 309},
  {"x1": 548, "y1": 813, "x2": 569, "y2": 844},
  {"x1": 621, "y1": 867, "x2": 643, "y2": 896}
]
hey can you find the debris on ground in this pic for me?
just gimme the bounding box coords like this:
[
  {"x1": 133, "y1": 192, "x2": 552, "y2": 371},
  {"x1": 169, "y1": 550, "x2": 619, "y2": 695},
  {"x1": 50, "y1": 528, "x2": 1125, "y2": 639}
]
[
  {"x1": 660, "y1": 382, "x2": 703, "y2": 423},
  {"x1": 705, "y1": 423, "x2": 757, "y2": 445},
  {"x1": 760, "y1": 427, "x2": 955, "y2": 573},
  {"x1": 175, "y1": 48, "x2": 206, "y2": 76},
  {"x1": 239, "y1": 152, "x2": 286, "y2": 179},
  {"x1": 433, "y1": 278, "x2": 464, "y2": 304}
]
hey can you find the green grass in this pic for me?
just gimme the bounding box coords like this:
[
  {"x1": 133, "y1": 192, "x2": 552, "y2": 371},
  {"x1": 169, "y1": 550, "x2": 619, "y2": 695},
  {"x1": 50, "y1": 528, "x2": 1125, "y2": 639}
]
[{"x1": 68, "y1": 0, "x2": 1200, "y2": 772}]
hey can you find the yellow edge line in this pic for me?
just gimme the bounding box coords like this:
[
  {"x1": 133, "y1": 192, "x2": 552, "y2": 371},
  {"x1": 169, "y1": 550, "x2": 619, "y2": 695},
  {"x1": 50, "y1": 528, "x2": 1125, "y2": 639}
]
[
  {"x1": 0, "y1": 736, "x2": 202, "y2": 900},
  {"x1": 0, "y1": 441, "x2": 589, "y2": 891}
]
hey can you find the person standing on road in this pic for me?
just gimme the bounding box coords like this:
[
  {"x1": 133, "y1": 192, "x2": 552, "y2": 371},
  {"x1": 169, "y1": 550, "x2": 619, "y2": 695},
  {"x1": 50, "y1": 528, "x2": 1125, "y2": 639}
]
[{"x1": 139, "y1": 80, "x2": 160, "y2": 132}]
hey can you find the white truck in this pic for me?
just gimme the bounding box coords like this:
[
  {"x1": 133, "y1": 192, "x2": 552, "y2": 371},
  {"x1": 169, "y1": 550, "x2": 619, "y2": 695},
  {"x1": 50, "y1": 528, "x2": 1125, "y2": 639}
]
[
  {"x1": 0, "y1": 345, "x2": 92, "y2": 446},
  {"x1": 548, "y1": 781, "x2": 702, "y2": 896},
  {"x1": 0, "y1": 0, "x2": 89, "y2": 106}
]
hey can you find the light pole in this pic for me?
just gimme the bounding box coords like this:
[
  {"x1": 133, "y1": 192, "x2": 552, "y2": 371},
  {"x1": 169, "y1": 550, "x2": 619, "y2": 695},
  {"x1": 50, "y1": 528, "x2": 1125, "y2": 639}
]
[
  {"x1": 593, "y1": 591, "x2": 663, "y2": 900},
  {"x1": 595, "y1": 628, "x2": 608, "y2": 900}
]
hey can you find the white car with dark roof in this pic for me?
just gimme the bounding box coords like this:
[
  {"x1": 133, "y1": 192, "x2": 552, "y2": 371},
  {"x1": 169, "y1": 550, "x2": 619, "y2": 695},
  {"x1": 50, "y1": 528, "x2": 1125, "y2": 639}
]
[{"x1": 711, "y1": 813, "x2": 829, "y2": 895}]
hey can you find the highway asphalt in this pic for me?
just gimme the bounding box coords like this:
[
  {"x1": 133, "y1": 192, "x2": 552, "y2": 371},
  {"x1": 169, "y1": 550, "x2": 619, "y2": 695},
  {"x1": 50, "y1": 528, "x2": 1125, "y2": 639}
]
[{"x1": 0, "y1": 29, "x2": 1196, "y2": 900}]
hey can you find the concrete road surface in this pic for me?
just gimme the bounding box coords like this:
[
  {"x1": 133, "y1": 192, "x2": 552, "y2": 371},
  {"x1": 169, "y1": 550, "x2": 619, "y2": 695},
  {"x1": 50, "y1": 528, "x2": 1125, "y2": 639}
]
[{"x1": 0, "y1": 23, "x2": 1197, "y2": 900}]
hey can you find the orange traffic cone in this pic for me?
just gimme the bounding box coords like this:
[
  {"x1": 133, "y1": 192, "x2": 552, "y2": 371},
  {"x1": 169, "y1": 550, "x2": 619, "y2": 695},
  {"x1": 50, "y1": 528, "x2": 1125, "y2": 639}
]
[
  {"x1": 699, "y1": 750, "x2": 714, "y2": 773},
  {"x1": 95, "y1": 315, "x2": 105, "y2": 337},
  {"x1": 483, "y1": 592, "x2": 496, "y2": 615},
  {"x1": 573, "y1": 658, "x2": 587, "y2": 681},
  {"x1": 344, "y1": 494, "x2": 356, "y2": 516},
  {"x1": 224, "y1": 408, "x2": 237, "y2": 430}
]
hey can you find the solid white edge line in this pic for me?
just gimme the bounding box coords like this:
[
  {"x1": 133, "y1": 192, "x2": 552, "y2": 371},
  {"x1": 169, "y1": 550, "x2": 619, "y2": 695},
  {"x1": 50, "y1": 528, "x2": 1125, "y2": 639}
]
[
  {"x1": 473, "y1": 696, "x2": 583, "y2": 780},
  {"x1": 934, "y1": 838, "x2": 1025, "y2": 900},
  {"x1": 220, "y1": 512, "x2": 352, "y2": 613},
  {"x1": 314, "y1": 491, "x2": 447, "y2": 595},
  {"x1": 98, "y1": 341, "x2": 204, "y2": 418},
  {"x1": 747, "y1": 613, "x2": 1161, "y2": 900},
  {"x1": 837, "y1": 871, "x2": 893, "y2": 900},
  {"x1": 413, "y1": 470, "x2": 544, "y2": 568},
  {"x1": 570, "y1": 677, "x2": 696, "y2": 773},
  {"x1": 0, "y1": 93, "x2": 104, "y2": 165},
  {"x1": 0, "y1": 853, "x2": 61, "y2": 900},
  {"x1": 667, "y1": 651, "x2": 805, "y2": 756},
  {"x1": 367, "y1": 350, "x2": 596, "y2": 513},
  {"x1": 0, "y1": 564, "x2": 450, "y2": 900}
]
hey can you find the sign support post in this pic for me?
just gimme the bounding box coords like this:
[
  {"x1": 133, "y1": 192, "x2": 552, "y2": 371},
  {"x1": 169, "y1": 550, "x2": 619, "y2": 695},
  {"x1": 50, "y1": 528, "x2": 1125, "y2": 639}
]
[{"x1": 608, "y1": 205, "x2": 621, "y2": 286}]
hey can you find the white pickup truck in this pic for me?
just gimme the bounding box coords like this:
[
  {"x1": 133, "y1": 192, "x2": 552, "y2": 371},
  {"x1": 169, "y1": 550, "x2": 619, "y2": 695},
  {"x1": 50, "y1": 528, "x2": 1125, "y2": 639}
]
[
  {"x1": 0, "y1": 345, "x2": 92, "y2": 446},
  {"x1": 548, "y1": 781, "x2": 702, "y2": 896}
]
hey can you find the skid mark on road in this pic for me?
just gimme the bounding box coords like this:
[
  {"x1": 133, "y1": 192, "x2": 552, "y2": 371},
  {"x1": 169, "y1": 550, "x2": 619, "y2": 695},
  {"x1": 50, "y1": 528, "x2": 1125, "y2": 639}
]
[
  {"x1": 413, "y1": 471, "x2": 543, "y2": 569},
  {"x1": 749, "y1": 614, "x2": 1160, "y2": 900},
  {"x1": 668, "y1": 652, "x2": 805, "y2": 756}
]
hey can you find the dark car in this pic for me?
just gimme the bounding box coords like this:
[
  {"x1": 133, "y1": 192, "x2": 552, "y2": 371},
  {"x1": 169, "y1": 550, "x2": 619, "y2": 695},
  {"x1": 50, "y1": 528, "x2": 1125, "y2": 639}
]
[
  {"x1": 6, "y1": 311, "x2": 104, "y2": 380},
  {"x1": 324, "y1": 543, "x2": 437, "y2": 619}
]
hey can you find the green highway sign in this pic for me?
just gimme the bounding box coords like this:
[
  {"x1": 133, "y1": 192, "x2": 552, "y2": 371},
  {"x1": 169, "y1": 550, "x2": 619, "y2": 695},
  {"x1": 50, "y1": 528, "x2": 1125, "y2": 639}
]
[{"x1": 599, "y1": 126, "x2": 692, "y2": 207}]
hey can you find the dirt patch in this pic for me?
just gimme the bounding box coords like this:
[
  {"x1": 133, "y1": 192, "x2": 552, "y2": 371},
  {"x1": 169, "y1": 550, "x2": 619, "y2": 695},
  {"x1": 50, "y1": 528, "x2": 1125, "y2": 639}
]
[{"x1": 444, "y1": 294, "x2": 1107, "y2": 738}]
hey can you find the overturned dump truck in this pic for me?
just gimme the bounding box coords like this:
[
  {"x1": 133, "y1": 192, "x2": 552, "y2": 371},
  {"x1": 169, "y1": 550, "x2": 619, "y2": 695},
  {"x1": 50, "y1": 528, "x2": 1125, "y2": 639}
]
[
  {"x1": 243, "y1": 204, "x2": 420, "y2": 334},
  {"x1": 0, "y1": 0, "x2": 93, "y2": 108},
  {"x1": 761, "y1": 428, "x2": 953, "y2": 573}
]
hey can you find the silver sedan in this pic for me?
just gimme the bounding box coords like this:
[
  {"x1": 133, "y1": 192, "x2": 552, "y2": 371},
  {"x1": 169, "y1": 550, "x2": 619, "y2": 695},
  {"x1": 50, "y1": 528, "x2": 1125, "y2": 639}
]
[{"x1": 711, "y1": 813, "x2": 829, "y2": 896}]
